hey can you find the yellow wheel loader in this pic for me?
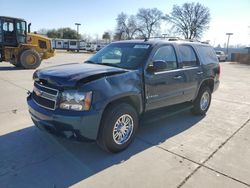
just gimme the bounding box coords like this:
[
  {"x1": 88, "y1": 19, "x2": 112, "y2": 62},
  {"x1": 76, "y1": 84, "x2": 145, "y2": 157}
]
[{"x1": 0, "y1": 16, "x2": 54, "y2": 69}]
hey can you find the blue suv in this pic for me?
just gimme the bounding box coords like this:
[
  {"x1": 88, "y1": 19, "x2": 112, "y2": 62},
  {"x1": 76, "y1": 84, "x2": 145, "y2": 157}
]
[{"x1": 27, "y1": 39, "x2": 220, "y2": 153}]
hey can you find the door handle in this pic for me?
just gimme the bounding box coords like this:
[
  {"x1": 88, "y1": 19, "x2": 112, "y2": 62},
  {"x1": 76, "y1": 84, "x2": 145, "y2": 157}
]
[
  {"x1": 173, "y1": 75, "x2": 183, "y2": 80},
  {"x1": 197, "y1": 71, "x2": 203, "y2": 75}
]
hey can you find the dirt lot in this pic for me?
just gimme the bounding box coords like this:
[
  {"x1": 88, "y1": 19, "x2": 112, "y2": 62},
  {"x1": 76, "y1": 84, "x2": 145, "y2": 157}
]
[{"x1": 0, "y1": 53, "x2": 250, "y2": 188}]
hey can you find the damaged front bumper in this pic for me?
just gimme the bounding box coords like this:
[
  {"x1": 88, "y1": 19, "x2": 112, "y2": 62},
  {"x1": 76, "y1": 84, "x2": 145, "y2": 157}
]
[{"x1": 27, "y1": 95, "x2": 102, "y2": 141}]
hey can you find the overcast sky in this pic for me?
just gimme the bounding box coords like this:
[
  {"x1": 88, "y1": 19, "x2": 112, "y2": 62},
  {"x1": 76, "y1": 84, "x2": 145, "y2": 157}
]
[{"x1": 1, "y1": 0, "x2": 250, "y2": 46}]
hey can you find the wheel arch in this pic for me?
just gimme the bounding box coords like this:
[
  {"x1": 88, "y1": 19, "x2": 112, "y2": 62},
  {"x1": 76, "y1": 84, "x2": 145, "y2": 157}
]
[
  {"x1": 97, "y1": 94, "x2": 142, "y2": 138},
  {"x1": 194, "y1": 78, "x2": 215, "y2": 100},
  {"x1": 102, "y1": 94, "x2": 143, "y2": 116}
]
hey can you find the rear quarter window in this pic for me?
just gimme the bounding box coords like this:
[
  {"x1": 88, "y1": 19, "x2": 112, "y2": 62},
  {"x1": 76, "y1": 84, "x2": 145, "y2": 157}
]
[{"x1": 197, "y1": 46, "x2": 218, "y2": 64}]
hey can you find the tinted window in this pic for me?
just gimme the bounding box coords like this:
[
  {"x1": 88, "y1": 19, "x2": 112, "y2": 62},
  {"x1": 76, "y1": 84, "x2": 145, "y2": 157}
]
[
  {"x1": 0, "y1": 21, "x2": 2, "y2": 42},
  {"x1": 3, "y1": 21, "x2": 14, "y2": 32},
  {"x1": 16, "y1": 21, "x2": 26, "y2": 43},
  {"x1": 87, "y1": 43, "x2": 151, "y2": 69},
  {"x1": 152, "y1": 45, "x2": 177, "y2": 71},
  {"x1": 198, "y1": 46, "x2": 218, "y2": 64},
  {"x1": 179, "y1": 45, "x2": 198, "y2": 68},
  {"x1": 16, "y1": 21, "x2": 26, "y2": 35}
]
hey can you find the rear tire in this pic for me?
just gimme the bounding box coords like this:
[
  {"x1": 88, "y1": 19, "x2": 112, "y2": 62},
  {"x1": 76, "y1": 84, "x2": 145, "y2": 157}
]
[
  {"x1": 19, "y1": 49, "x2": 41, "y2": 69},
  {"x1": 10, "y1": 59, "x2": 21, "y2": 68},
  {"x1": 97, "y1": 103, "x2": 138, "y2": 153},
  {"x1": 191, "y1": 86, "x2": 211, "y2": 115}
]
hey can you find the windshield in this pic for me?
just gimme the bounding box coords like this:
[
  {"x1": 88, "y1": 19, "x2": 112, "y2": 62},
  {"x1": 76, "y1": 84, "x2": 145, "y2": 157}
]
[{"x1": 86, "y1": 43, "x2": 151, "y2": 69}]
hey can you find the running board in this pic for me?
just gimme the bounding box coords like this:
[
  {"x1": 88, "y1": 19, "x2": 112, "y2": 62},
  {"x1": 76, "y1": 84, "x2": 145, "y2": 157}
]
[{"x1": 141, "y1": 102, "x2": 193, "y2": 124}]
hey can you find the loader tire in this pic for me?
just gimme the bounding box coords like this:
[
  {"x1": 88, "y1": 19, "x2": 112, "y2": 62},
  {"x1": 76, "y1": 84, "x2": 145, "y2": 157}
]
[{"x1": 20, "y1": 49, "x2": 41, "y2": 69}]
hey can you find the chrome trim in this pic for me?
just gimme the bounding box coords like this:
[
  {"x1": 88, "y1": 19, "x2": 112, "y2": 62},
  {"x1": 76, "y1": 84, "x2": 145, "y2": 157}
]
[
  {"x1": 154, "y1": 66, "x2": 199, "y2": 75},
  {"x1": 112, "y1": 114, "x2": 134, "y2": 145},
  {"x1": 34, "y1": 82, "x2": 59, "y2": 94},
  {"x1": 33, "y1": 86, "x2": 57, "y2": 101},
  {"x1": 32, "y1": 82, "x2": 59, "y2": 110}
]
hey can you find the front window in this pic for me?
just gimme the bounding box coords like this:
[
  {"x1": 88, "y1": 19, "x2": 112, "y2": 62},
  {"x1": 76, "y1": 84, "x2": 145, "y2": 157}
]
[
  {"x1": 16, "y1": 21, "x2": 26, "y2": 35},
  {"x1": 151, "y1": 45, "x2": 178, "y2": 71},
  {"x1": 3, "y1": 21, "x2": 14, "y2": 32},
  {"x1": 86, "y1": 43, "x2": 151, "y2": 69},
  {"x1": 16, "y1": 21, "x2": 26, "y2": 43}
]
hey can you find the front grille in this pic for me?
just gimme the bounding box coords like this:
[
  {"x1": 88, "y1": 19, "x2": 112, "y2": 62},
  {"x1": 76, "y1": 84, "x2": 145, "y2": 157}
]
[{"x1": 32, "y1": 82, "x2": 59, "y2": 110}]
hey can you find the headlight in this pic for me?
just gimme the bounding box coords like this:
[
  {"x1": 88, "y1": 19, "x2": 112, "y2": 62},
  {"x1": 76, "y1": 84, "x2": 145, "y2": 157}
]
[{"x1": 60, "y1": 90, "x2": 92, "y2": 111}]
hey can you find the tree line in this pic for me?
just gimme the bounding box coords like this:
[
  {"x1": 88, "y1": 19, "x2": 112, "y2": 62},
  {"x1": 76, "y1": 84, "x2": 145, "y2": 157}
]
[
  {"x1": 113, "y1": 2, "x2": 210, "y2": 40},
  {"x1": 43, "y1": 2, "x2": 210, "y2": 41}
]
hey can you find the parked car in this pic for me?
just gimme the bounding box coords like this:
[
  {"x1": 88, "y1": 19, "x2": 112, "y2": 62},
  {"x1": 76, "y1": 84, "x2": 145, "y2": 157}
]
[
  {"x1": 216, "y1": 51, "x2": 227, "y2": 62},
  {"x1": 96, "y1": 44, "x2": 106, "y2": 51},
  {"x1": 27, "y1": 39, "x2": 220, "y2": 153},
  {"x1": 85, "y1": 43, "x2": 96, "y2": 52}
]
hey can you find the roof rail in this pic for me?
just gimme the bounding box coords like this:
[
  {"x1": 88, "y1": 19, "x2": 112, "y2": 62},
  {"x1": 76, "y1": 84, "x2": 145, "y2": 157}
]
[
  {"x1": 136, "y1": 36, "x2": 210, "y2": 44},
  {"x1": 149, "y1": 36, "x2": 182, "y2": 41}
]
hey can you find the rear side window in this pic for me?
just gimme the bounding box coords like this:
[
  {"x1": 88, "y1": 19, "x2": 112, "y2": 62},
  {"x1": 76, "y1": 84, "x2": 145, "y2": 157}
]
[
  {"x1": 179, "y1": 45, "x2": 198, "y2": 68},
  {"x1": 198, "y1": 46, "x2": 218, "y2": 64}
]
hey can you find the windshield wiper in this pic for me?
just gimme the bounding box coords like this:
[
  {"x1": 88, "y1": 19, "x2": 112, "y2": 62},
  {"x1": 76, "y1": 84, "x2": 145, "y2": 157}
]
[
  {"x1": 84, "y1": 61, "x2": 120, "y2": 68},
  {"x1": 84, "y1": 60, "x2": 96, "y2": 64},
  {"x1": 101, "y1": 63, "x2": 120, "y2": 68}
]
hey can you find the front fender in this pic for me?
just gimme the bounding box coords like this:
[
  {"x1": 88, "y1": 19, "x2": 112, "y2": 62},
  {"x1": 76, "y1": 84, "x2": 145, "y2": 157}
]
[{"x1": 80, "y1": 70, "x2": 143, "y2": 112}]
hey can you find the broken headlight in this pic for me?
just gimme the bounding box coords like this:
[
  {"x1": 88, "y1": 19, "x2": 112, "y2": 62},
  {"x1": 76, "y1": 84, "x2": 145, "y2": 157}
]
[{"x1": 60, "y1": 90, "x2": 92, "y2": 111}]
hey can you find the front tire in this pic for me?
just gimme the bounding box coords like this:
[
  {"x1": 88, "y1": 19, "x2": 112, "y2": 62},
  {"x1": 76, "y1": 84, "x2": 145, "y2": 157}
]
[
  {"x1": 191, "y1": 86, "x2": 211, "y2": 115},
  {"x1": 97, "y1": 103, "x2": 138, "y2": 153},
  {"x1": 19, "y1": 49, "x2": 41, "y2": 69}
]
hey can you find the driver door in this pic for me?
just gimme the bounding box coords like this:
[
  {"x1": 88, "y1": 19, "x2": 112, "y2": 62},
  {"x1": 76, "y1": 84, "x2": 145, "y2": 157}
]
[
  {"x1": 16, "y1": 20, "x2": 26, "y2": 44},
  {"x1": 144, "y1": 45, "x2": 186, "y2": 111},
  {"x1": 2, "y1": 19, "x2": 17, "y2": 46}
]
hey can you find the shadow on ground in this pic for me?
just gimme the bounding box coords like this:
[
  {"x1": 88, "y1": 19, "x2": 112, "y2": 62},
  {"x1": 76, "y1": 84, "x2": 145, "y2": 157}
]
[
  {"x1": 0, "y1": 66, "x2": 24, "y2": 71},
  {"x1": 0, "y1": 111, "x2": 203, "y2": 187}
]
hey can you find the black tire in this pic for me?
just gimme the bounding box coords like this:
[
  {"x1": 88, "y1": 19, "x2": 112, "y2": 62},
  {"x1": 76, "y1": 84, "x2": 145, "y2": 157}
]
[
  {"x1": 10, "y1": 59, "x2": 21, "y2": 68},
  {"x1": 191, "y1": 86, "x2": 211, "y2": 115},
  {"x1": 97, "y1": 103, "x2": 138, "y2": 153},
  {"x1": 19, "y1": 49, "x2": 41, "y2": 69}
]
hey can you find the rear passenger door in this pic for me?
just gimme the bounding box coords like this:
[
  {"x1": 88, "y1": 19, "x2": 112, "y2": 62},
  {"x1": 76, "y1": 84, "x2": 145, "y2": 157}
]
[
  {"x1": 178, "y1": 45, "x2": 202, "y2": 101},
  {"x1": 144, "y1": 45, "x2": 186, "y2": 111}
]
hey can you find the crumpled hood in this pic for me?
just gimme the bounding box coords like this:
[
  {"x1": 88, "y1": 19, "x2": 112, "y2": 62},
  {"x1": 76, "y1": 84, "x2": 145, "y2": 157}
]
[{"x1": 33, "y1": 63, "x2": 127, "y2": 88}]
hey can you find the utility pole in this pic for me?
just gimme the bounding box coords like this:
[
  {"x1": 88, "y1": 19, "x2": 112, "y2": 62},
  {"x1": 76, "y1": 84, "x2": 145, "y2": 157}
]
[
  {"x1": 226, "y1": 33, "x2": 233, "y2": 55},
  {"x1": 248, "y1": 26, "x2": 250, "y2": 47},
  {"x1": 75, "y1": 23, "x2": 81, "y2": 52}
]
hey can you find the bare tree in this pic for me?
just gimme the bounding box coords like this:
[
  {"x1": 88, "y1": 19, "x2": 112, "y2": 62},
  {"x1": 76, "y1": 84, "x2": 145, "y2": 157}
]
[
  {"x1": 115, "y1": 12, "x2": 140, "y2": 40},
  {"x1": 165, "y1": 2, "x2": 210, "y2": 39},
  {"x1": 136, "y1": 8, "x2": 163, "y2": 39},
  {"x1": 102, "y1": 31, "x2": 111, "y2": 42}
]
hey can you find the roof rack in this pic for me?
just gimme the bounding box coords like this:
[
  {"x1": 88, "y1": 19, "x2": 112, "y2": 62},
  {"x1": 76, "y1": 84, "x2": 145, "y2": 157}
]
[
  {"x1": 138, "y1": 36, "x2": 210, "y2": 44},
  {"x1": 149, "y1": 36, "x2": 181, "y2": 41}
]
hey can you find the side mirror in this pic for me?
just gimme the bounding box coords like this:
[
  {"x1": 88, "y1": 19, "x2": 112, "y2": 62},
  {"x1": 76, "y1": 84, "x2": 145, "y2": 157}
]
[{"x1": 153, "y1": 60, "x2": 167, "y2": 72}]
